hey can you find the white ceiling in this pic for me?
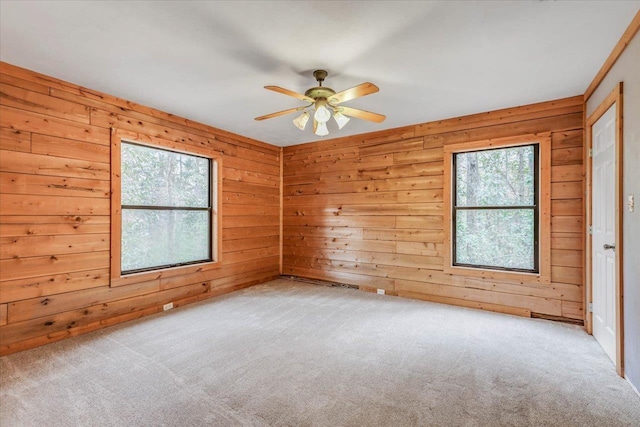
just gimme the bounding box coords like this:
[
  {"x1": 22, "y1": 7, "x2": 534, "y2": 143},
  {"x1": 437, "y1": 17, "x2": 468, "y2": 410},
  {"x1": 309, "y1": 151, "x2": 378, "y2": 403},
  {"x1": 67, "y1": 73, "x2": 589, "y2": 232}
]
[{"x1": 1, "y1": 1, "x2": 638, "y2": 147}]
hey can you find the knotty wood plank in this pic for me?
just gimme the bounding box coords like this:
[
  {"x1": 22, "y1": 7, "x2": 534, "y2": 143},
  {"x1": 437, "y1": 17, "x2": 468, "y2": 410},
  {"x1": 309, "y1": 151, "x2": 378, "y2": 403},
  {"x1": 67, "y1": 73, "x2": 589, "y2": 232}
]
[
  {"x1": 551, "y1": 181, "x2": 583, "y2": 199},
  {"x1": 283, "y1": 246, "x2": 443, "y2": 270},
  {"x1": 0, "y1": 251, "x2": 110, "y2": 282},
  {"x1": 223, "y1": 204, "x2": 280, "y2": 217},
  {"x1": 223, "y1": 191, "x2": 279, "y2": 206},
  {"x1": 31, "y1": 134, "x2": 110, "y2": 163},
  {"x1": 356, "y1": 162, "x2": 443, "y2": 179},
  {"x1": 284, "y1": 154, "x2": 394, "y2": 177},
  {"x1": 0, "y1": 83, "x2": 90, "y2": 124},
  {"x1": 393, "y1": 147, "x2": 443, "y2": 165},
  {"x1": 398, "y1": 290, "x2": 532, "y2": 318},
  {"x1": 286, "y1": 175, "x2": 444, "y2": 193},
  {"x1": 415, "y1": 96, "x2": 582, "y2": 137},
  {"x1": 0, "y1": 216, "x2": 110, "y2": 237},
  {"x1": 551, "y1": 199, "x2": 582, "y2": 216},
  {"x1": 339, "y1": 203, "x2": 443, "y2": 216},
  {"x1": 0, "y1": 172, "x2": 110, "y2": 198},
  {"x1": 235, "y1": 146, "x2": 279, "y2": 165},
  {"x1": 284, "y1": 236, "x2": 397, "y2": 254},
  {"x1": 8, "y1": 279, "x2": 160, "y2": 323},
  {"x1": 551, "y1": 130, "x2": 583, "y2": 150},
  {"x1": 0, "y1": 268, "x2": 110, "y2": 304},
  {"x1": 223, "y1": 179, "x2": 279, "y2": 196},
  {"x1": 223, "y1": 235, "x2": 280, "y2": 253},
  {"x1": 551, "y1": 147, "x2": 583, "y2": 166},
  {"x1": 561, "y1": 300, "x2": 584, "y2": 320},
  {"x1": 0, "y1": 72, "x2": 49, "y2": 94},
  {"x1": 222, "y1": 226, "x2": 279, "y2": 240},
  {"x1": 283, "y1": 191, "x2": 398, "y2": 206},
  {"x1": 0, "y1": 149, "x2": 110, "y2": 180},
  {"x1": 551, "y1": 216, "x2": 583, "y2": 234},
  {"x1": 284, "y1": 215, "x2": 395, "y2": 228},
  {"x1": 0, "y1": 282, "x2": 209, "y2": 345},
  {"x1": 395, "y1": 215, "x2": 444, "y2": 230},
  {"x1": 395, "y1": 241, "x2": 445, "y2": 257},
  {"x1": 0, "y1": 234, "x2": 109, "y2": 260},
  {"x1": 358, "y1": 137, "x2": 423, "y2": 157},
  {"x1": 223, "y1": 215, "x2": 279, "y2": 228},
  {"x1": 551, "y1": 266, "x2": 583, "y2": 285},
  {"x1": 284, "y1": 225, "x2": 364, "y2": 240},
  {"x1": 0, "y1": 193, "x2": 109, "y2": 216},
  {"x1": 422, "y1": 113, "x2": 583, "y2": 146},
  {"x1": 0, "y1": 105, "x2": 108, "y2": 144},
  {"x1": 223, "y1": 246, "x2": 279, "y2": 265},
  {"x1": 223, "y1": 167, "x2": 279, "y2": 188},
  {"x1": 396, "y1": 279, "x2": 562, "y2": 315},
  {"x1": 397, "y1": 189, "x2": 444, "y2": 204},
  {"x1": 551, "y1": 164, "x2": 583, "y2": 182},
  {"x1": 550, "y1": 249, "x2": 583, "y2": 268},
  {"x1": 550, "y1": 233, "x2": 583, "y2": 250},
  {"x1": 0, "y1": 128, "x2": 30, "y2": 152},
  {"x1": 363, "y1": 228, "x2": 444, "y2": 243}
]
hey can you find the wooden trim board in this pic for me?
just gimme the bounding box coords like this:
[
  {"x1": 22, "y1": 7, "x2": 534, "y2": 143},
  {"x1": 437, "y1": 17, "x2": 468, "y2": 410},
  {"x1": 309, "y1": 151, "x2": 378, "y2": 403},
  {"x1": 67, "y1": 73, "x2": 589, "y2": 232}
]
[{"x1": 584, "y1": 82, "x2": 624, "y2": 377}]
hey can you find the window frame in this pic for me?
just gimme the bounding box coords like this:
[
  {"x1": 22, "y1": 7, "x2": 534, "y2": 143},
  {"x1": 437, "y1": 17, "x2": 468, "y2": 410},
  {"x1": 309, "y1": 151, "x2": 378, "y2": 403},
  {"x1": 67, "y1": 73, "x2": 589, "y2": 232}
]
[
  {"x1": 451, "y1": 144, "x2": 540, "y2": 273},
  {"x1": 120, "y1": 141, "x2": 214, "y2": 275},
  {"x1": 110, "y1": 129, "x2": 222, "y2": 287},
  {"x1": 443, "y1": 133, "x2": 551, "y2": 284}
]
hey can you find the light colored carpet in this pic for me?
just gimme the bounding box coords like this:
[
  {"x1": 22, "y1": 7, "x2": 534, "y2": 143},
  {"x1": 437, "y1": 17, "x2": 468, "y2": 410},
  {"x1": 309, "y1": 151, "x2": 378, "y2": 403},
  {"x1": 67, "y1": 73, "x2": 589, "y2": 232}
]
[{"x1": 1, "y1": 278, "x2": 638, "y2": 426}]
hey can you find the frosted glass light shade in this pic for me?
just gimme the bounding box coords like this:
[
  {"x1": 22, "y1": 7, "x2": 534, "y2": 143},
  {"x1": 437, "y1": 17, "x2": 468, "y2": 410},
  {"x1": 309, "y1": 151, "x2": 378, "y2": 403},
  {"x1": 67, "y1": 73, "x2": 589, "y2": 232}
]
[
  {"x1": 314, "y1": 104, "x2": 331, "y2": 124},
  {"x1": 333, "y1": 111, "x2": 350, "y2": 129},
  {"x1": 293, "y1": 111, "x2": 310, "y2": 130},
  {"x1": 314, "y1": 120, "x2": 329, "y2": 136}
]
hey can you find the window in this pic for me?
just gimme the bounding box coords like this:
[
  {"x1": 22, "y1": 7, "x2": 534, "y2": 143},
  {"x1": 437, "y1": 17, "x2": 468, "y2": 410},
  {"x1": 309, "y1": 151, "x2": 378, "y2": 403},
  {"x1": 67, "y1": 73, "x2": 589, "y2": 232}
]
[
  {"x1": 453, "y1": 145, "x2": 539, "y2": 272},
  {"x1": 443, "y1": 134, "x2": 551, "y2": 283},
  {"x1": 120, "y1": 142, "x2": 215, "y2": 274},
  {"x1": 109, "y1": 129, "x2": 221, "y2": 285}
]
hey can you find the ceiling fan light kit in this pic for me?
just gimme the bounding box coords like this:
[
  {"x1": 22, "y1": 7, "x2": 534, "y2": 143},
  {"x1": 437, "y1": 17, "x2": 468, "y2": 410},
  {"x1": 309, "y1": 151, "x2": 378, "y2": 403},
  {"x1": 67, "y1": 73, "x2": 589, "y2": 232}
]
[
  {"x1": 256, "y1": 69, "x2": 385, "y2": 137},
  {"x1": 292, "y1": 111, "x2": 310, "y2": 130}
]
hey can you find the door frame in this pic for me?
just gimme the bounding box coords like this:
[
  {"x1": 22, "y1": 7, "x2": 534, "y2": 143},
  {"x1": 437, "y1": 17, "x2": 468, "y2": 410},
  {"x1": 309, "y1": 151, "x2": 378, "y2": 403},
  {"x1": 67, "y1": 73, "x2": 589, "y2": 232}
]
[{"x1": 585, "y1": 82, "x2": 624, "y2": 376}]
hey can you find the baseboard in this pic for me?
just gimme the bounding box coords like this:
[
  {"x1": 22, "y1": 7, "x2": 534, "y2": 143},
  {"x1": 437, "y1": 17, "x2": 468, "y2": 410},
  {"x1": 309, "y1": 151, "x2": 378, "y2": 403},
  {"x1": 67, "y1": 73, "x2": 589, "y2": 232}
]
[{"x1": 626, "y1": 375, "x2": 640, "y2": 399}]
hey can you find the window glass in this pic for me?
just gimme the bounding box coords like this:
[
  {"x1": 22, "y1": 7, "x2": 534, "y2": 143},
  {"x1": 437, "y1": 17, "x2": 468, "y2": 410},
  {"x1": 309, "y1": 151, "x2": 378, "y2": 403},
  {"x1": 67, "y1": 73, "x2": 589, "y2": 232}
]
[
  {"x1": 455, "y1": 146, "x2": 535, "y2": 207},
  {"x1": 121, "y1": 142, "x2": 212, "y2": 274},
  {"x1": 453, "y1": 144, "x2": 538, "y2": 272},
  {"x1": 122, "y1": 143, "x2": 209, "y2": 207}
]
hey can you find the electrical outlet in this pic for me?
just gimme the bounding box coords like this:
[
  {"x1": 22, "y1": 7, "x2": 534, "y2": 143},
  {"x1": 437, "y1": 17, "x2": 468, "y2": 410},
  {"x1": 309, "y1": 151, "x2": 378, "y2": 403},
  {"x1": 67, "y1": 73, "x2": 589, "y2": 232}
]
[
  {"x1": 163, "y1": 302, "x2": 174, "y2": 311},
  {"x1": 629, "y1": 194, "x2": 635, "y2": 212},
  {"x1": 377, "y1": 289, "x2": 385, "y2": 295}
]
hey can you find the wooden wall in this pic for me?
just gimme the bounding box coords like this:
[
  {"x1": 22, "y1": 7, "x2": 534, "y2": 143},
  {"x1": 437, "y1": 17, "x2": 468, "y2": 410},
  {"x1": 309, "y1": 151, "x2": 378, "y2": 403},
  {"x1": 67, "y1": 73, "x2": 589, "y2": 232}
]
[
  {"x1": 0, "y1": 62, "x2": 280, "y2": 355},
  {"x1": 282, "y1": 96, "x2": 585, "y2": 321}
]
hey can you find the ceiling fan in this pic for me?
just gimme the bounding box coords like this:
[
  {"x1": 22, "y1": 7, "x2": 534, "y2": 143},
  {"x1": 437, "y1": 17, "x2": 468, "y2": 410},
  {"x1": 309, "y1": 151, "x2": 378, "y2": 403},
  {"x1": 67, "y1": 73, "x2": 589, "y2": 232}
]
[{"x1": 255, "y1": 70, "x2": 385, "y2": 137}]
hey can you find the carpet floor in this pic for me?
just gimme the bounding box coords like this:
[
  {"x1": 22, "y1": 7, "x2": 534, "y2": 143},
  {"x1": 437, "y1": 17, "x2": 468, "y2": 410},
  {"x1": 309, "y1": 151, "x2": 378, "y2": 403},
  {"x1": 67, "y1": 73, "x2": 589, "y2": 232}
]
[{"x1": 1, "y1": 278, "x2": 639, "y2": 426}]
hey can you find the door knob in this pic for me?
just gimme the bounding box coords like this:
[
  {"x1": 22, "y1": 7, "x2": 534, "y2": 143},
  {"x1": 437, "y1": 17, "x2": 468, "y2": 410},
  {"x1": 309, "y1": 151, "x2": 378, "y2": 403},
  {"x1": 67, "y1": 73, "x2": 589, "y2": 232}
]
[{"x1": 603, "y1": 243, "x2": 616, "y2": 251}]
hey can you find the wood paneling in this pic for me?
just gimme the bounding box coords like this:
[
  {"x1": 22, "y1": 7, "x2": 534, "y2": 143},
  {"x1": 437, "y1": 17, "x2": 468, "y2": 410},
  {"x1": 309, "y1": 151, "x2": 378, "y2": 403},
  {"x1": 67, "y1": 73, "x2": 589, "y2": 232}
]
[
  {"x1": 283, "y1": 95, "x2": 585, "y2": 321},
  {"x1": 0, "y1": 62, "x2": 280, "y2": 355}
]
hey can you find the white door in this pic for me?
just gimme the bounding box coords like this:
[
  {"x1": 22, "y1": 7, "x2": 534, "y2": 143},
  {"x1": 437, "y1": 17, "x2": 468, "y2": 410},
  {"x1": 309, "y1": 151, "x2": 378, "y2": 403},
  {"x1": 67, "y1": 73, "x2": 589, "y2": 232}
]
[{"x1": 591, "y1": 103, "x2": 617, "y2": 364}]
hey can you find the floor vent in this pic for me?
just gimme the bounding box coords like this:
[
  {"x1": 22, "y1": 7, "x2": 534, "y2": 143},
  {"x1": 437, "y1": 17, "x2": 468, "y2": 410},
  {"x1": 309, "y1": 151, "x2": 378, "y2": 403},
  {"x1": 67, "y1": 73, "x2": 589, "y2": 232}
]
[
  {"x1": 531, "y1": 312, "x2": 584, "y2": 326},
  {"x1": 282, "y1": 275, "x2": 358, "y2": 290}
]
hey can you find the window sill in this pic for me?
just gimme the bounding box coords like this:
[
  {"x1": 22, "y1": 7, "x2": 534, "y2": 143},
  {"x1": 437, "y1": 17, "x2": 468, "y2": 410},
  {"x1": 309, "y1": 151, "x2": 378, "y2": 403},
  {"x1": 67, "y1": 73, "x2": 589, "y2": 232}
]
[
  {"x1": 110, "y1": 260, "x2": 222, "y2": 287},
  {"x1": 443, "y1": 264, "x2": 551, "y2": 285}
]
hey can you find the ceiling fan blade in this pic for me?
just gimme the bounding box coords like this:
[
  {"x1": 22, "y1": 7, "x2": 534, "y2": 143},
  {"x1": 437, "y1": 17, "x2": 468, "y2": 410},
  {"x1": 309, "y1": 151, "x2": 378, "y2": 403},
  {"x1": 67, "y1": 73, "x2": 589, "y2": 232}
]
[
  {"x1": 328, "y1": 82, "x2": 379, "y2": 105},
  {"x1": 339, "y1": 106, "x2": 386, "y2": 123},
  {"x1": 265, "y1": 86, "x2": 314, "y2": 102},
  {"x1": 254, "y1": 106, "x2": 307, "y2": 121}
]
